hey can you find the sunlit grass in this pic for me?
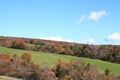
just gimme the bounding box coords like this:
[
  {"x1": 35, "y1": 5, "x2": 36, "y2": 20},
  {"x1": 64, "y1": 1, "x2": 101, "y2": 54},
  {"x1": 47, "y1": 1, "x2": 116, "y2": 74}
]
[{"x1": 0, "y1": 46, "x2": 120, "y2": 75}]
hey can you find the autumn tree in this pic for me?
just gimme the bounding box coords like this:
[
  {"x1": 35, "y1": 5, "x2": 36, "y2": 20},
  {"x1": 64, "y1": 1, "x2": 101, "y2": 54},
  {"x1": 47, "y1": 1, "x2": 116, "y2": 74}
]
[{"x1": 11, "y1": 39, "x2": 27, "y2": 50}]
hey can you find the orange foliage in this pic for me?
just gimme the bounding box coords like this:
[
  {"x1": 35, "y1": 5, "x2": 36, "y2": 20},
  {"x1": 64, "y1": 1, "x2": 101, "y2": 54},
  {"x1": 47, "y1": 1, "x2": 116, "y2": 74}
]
[
  {"x1": 0, "y1": 54, "x2": 11, "y2": 64},
  {"x1": 21, "y1": 53, "x2": 32, "y2": 62}
]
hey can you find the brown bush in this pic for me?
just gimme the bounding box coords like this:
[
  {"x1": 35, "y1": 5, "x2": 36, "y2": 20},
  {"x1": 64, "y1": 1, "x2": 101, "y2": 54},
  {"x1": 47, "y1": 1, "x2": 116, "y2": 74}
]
[
  {"x1": 21, "y1": 53, "x2": 32, "y2": 62},
  {"x1": 0, "y1": 53, "x2": 57, "y2": 80},
  {"x1": 53, "y1": 60, "x2": 103, "y2": 80},
  {"x1": 0, "y1": 53, "x2": 120, "y2": 80}
]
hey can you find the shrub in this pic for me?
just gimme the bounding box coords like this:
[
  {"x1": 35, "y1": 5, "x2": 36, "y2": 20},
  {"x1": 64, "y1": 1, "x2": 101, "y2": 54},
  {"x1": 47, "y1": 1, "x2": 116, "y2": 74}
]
[
  {"x1": 53, "y1": 60, "x2": 103, "y2": 80},
  {"x1": 21, "y1": 53, "x2": 32, "y2": 62},
  {"x1": 0, "y1": 53, "x2": 119, "y2": 80},
  {"x1": 105, "y1": 68, "x2": 111, "y2": 76}
]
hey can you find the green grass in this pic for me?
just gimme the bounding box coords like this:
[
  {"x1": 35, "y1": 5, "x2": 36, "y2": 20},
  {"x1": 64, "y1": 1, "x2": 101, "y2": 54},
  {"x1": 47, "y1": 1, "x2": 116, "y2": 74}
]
[{"x1": 0, "y1": 46, "x2": 120, "y2": 75}]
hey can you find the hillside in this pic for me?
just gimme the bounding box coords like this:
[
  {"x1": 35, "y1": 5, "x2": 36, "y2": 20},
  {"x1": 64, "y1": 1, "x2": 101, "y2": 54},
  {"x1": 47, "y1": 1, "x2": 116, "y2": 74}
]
[
  {"x1": 0, "y1": 36, "x2": 120, "y2": 64},
  {"x1": 0, "y1": 46, "x2": 120, "y2": 75}
]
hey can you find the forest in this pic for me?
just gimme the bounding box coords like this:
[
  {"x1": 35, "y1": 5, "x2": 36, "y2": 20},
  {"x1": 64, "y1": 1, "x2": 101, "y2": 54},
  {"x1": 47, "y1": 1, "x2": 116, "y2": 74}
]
[{"x1": 0, "y1": 36, "x2": 120, "y2": 64}]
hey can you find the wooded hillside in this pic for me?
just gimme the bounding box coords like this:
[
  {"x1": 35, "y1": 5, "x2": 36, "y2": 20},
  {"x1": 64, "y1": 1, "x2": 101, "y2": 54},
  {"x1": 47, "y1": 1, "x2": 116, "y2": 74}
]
[{"x1": 0, "y1": 36, "x2": 120, "y2": 64}]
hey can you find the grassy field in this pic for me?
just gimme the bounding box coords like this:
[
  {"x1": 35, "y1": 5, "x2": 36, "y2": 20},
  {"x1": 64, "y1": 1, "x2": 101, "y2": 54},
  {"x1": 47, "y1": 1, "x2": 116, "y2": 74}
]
[{"x1": 0, "y1": 46, "x2": 120, "y2": 75}]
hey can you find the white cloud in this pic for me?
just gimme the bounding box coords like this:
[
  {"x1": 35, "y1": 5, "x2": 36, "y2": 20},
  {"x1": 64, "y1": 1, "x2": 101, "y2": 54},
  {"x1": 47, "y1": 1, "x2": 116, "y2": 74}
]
[
  {"x1": 80, "y1": 38, "x2": 95, "y2": 44},
  {"x1": 77, "y1": 11, "x2": 110, "y2": 23},
  {"x1": 89, "y1": 11, "x2": 109, "y2": 21},
  {"x1": 40, "y1": 37, "x2": 73, "y2": 42},
  {"x1": 106, "y1": 33, "x2": 120, "y2": 41},
  {"x1": 78, "y1": 15, "x2": 85, "y2": 23}
]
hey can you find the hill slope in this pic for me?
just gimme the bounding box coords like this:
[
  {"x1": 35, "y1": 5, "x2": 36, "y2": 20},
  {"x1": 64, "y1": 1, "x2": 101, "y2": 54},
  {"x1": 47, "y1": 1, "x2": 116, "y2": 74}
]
[
  {"x1": 0, "y1": 46, "x2": 120, "y2": 75},
  {"x1": 0, "y1": 36, "x2": 120, "y2": 64}
]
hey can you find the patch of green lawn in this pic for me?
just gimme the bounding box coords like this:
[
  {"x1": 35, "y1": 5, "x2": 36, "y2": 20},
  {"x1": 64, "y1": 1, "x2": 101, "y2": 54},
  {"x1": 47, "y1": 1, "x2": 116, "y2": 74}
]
[{"x1": 0, "y1": 46, "x2": 120, "y2": 75}]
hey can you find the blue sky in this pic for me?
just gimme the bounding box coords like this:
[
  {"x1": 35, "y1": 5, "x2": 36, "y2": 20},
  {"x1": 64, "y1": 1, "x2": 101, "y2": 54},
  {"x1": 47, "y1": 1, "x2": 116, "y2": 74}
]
[{"x1": 0, "y1": 0, "x2": 120, "y2": 45}]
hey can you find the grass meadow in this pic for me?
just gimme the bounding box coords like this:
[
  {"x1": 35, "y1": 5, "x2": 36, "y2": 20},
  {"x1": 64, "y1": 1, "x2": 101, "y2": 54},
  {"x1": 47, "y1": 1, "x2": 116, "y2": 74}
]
[{"x1": 0, "y1": 46, "x2": 120, "y2": 75}]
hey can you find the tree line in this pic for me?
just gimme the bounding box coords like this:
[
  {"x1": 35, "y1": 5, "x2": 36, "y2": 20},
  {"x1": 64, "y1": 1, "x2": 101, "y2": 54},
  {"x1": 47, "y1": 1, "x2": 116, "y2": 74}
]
[{"x1": 0, "y1": 36, "x2": 120, "y2": 64}]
